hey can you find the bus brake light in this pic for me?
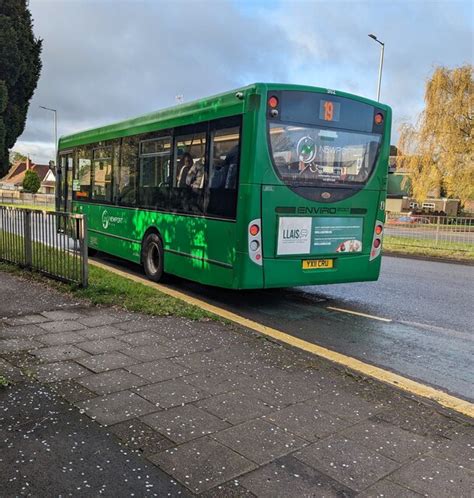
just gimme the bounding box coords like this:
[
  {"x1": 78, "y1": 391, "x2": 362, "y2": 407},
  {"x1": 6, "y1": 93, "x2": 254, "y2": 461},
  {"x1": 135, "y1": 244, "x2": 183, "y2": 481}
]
[
  {"x1": 369, "y1": 219, "x2": 384, "y2": 261},
  {"x1": 268, "y1": 96, "x2": 279, "y2": 108},
  {"x1": 249, "y1": 224, "x2": 260, "y2": 236},
  {"x1": 248, "y1": 219, "x2": 262, "y2": 266}
]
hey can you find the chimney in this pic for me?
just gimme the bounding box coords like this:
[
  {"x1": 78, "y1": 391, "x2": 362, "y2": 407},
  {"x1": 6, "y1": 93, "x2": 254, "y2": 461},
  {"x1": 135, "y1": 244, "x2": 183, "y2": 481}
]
[{"x1": 26, "y1": 156, "x2": 30, "y2": 170}]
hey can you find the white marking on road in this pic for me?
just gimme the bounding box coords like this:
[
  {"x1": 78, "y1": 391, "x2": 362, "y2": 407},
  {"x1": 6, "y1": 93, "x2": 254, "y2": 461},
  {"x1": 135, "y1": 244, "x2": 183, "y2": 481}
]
[
  {"x1": 400, "y1": 320, "x2": 471, "y2": 340},
  {"x1": 326, "y1": 306, "x2": 392, "y2": 322}
]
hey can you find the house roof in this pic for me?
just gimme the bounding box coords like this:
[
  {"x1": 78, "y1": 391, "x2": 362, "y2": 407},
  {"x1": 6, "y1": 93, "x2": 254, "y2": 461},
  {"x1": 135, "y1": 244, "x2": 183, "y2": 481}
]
[{"x1": 1, "y1": 162, "x2": 52, "y2": 186}]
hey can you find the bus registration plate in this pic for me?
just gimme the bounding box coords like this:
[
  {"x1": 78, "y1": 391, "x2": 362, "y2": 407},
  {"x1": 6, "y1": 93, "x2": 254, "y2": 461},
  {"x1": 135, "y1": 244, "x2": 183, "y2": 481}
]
[{"x1": 302, "y1": 259, "x2": 334, "y2": 270}]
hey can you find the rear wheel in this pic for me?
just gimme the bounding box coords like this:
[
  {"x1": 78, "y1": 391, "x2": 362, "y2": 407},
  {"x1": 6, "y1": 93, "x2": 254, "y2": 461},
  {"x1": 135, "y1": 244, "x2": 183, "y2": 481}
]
[
  {"x1": 87, "y1": 247, "x2": 98, "y2": 257},
  {"x1": 142, "y1": 232, "x2": 164, "y2": 282}
]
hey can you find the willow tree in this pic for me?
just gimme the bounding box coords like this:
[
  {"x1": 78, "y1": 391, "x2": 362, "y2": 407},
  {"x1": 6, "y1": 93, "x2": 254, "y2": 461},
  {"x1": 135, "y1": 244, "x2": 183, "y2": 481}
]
[{"x1": 398, "y1": 65, "x2": 473, "y2": 206}]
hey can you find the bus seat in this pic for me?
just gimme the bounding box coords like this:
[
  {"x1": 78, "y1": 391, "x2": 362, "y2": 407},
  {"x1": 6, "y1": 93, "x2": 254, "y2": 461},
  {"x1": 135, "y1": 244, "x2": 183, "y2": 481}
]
[
  {"x1": 210, "y1": 162, "x2": 228, "y2": 189},
  {"x1": 225, "y1": 163, "x2": 237, "y2": 189}
]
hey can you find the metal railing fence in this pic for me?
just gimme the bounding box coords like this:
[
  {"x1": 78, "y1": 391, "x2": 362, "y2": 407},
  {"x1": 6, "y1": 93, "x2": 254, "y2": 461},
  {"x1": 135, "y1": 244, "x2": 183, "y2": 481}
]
[
  {"x1": 385, "y1": 212, "x2": 474, "y2": 251},
  {"x1": 0, "y1": 206, "x2": 88, "y2": 287}
]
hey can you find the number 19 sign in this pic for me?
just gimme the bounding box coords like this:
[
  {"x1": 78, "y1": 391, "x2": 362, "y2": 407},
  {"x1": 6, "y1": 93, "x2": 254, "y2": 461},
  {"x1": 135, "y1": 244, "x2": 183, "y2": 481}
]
[{"x1": 319, "y1": 100, "x2": 341, "y2": 122}]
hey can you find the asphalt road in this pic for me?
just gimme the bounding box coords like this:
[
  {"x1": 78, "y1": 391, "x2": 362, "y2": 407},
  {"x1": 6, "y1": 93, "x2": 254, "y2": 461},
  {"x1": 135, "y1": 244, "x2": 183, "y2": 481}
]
[{"x1": 93, "y1": 254, "x2": 474, "y2": 401}]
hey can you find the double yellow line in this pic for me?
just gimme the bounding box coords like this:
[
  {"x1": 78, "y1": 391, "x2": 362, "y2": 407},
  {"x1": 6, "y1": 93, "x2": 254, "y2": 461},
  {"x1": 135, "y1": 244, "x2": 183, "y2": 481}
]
[{"x1": 91, "y1": 260, "x2": 474, "y2": 419}]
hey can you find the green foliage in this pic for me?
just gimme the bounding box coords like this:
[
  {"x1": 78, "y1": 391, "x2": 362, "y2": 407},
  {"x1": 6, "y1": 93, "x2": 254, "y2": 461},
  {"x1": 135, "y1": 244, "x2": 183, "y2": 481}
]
[
  {"x1": 0, "y1": 248, "x2": 217, "y2": 320},
  {"x1": 0, "y1": 1, "x2": 42, "y2": 177},
  {"x1": 22, "y1": 169, "x2": 40, "y2": 193},
  {"x1": 0, "y1": 376, "x2": 10, "y2": 387},
  {"x1": 75, "y1": 266, "x2": 217, "y2": 320},
  {"x1": 398, "y1": 66, "x2": 473, "y2": 205},
  {"x1": 0, "y1": 81, "x2": 7, "y2": 113},
  {"x1": 9, "y1": 150, "x2": 27, "y2": 164}
]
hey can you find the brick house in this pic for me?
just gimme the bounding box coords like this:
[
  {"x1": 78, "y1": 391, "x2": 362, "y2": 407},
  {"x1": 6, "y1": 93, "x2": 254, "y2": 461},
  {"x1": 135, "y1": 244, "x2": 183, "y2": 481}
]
[{"x1": 0, "y1": 159, "x2": 56, "y2": 194}]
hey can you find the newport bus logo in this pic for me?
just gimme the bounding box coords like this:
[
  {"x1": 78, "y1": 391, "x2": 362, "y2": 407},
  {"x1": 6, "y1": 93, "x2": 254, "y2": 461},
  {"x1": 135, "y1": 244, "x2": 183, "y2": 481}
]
[{"x1": 101, "y1": 210, "x2": 124, "y2": 230}]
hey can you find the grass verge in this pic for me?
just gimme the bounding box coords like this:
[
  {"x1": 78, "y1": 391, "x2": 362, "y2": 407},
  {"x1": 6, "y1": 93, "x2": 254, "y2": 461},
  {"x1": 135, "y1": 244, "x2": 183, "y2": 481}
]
[
  {"x1": 384, "y1": 235, "x2": 474, "y2": 262},
  {"x1": 0, "y1": 261, "x2": 217, "y2": 321}
]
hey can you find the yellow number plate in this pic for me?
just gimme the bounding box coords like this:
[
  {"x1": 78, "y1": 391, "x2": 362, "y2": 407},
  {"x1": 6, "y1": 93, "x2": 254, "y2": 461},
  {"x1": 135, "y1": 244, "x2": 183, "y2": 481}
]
[{"x1": 302, "y1": 259, "x2": 334, "y2": 270}]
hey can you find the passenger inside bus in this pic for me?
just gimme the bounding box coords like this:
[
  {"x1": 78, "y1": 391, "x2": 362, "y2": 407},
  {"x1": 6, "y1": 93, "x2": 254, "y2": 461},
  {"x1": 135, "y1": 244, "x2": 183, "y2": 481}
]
[
  {"x1": 176, "y1": 153, "x2": 193, "y2": 188},
  {"x1": 186, "y1": 158, "x2": 206, "y2": 190}
]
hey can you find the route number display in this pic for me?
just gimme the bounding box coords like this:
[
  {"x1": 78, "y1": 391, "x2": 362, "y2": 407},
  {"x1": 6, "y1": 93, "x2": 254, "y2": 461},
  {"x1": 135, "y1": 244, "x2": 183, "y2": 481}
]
[{"x1": 319, "y1": 100, "x2": 341, "y2": 122}]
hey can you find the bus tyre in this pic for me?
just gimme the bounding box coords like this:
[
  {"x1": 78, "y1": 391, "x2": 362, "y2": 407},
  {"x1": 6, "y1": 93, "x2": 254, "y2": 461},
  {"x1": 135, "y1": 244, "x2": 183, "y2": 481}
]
[
  {"x1": 88, "y1": 247, "x2": 98, "y2": 257},
  {"x1": 142, "y1": 233, "x2": 164, "y2": 282}
]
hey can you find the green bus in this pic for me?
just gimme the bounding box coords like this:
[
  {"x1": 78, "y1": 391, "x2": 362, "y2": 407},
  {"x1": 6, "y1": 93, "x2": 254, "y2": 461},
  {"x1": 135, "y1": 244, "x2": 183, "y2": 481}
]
[{"x1": 57, "y1": 83, "x2": 391, "y2": 289}]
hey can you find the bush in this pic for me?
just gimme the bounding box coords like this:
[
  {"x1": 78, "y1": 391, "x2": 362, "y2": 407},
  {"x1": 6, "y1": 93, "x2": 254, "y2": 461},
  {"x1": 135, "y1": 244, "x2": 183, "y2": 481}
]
[{"x1": 22, "y1": 169, "x2": 41, "y2": 193}]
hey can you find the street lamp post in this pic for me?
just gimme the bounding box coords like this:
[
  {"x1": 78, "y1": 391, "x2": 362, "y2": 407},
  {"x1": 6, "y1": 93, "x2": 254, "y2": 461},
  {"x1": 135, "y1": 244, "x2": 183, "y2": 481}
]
[
  {"x1": 368, "y1": 34, "x2": 384, "y2": 102},
  {"x1": 40, "y1": 105, "x2": 59, "y2": 210},
  {"x1": 39, "y1": 105, "x2": 58, "y2": 165}
]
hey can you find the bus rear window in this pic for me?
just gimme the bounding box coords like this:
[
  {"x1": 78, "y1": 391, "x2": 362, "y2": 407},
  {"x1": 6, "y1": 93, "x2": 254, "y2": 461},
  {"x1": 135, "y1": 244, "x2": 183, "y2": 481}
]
[
  {"x1": 269, "y1": 123, "x2": 381, "y2": 185},
  {"x1": 267, "y1": 91, "x2": 385, "y2": 187}
]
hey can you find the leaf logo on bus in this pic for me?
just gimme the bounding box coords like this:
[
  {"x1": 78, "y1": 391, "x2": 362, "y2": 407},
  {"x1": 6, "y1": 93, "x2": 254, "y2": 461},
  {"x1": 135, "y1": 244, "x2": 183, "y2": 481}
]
[
  {"x1": 297, "y1": 136, "x2": 316, "y2": 164},
  {"x1": 102, "y1": 210, "x2": 110, "y2": 229},
  {"x1": 102, "y1": 210, "x2": 124, "y2": 230}
]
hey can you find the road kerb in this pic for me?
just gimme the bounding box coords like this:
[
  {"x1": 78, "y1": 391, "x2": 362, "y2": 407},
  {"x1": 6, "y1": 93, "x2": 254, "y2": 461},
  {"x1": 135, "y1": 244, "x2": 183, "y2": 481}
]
[{"x1": 90, "y1": 260, "x2": 474, "y2": 419}]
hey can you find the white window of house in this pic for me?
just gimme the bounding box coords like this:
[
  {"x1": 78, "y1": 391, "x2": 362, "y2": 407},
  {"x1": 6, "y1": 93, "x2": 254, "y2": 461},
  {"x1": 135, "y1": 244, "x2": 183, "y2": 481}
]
[{"x1": 422, "y1": 202, "x2": 435, "y2": 211}]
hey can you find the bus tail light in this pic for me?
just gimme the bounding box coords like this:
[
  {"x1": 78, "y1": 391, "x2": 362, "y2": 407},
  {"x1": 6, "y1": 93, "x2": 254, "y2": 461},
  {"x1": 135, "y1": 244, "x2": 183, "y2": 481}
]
[
  {"x1": 268, "y1": 96, "x2": 279, "y2": 108},
  {"x1": 369, "y1": 220, "x2": 384, "y2": 261},
  {"x1": 374, "y1": 112, "x2": 384, "y2": 125},
  {"x1": 249, "y1": 224, "x2": 260, "y2": 236},
  {"x1": 248, "y1": 219, "x2": 262, "y2": 266}
]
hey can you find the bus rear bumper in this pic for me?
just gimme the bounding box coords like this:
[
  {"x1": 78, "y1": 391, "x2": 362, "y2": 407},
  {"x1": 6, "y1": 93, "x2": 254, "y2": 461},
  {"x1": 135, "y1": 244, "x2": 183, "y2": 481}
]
[{"x1": 263, "y1": 254, "x2": 382, "y2": 288}]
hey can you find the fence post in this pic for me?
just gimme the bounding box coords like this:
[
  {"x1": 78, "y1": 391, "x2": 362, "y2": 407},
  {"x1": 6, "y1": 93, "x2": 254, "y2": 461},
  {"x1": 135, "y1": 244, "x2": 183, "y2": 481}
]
[
  {"x1": 435, "y1": 216, "x2": 440, "y2": 246},
  {"x1": 24, "y1": 210, "x2": 32, "y2": 268},
  {"x1": 79, "y1": 215, "x2": 88, "y2": 288}
]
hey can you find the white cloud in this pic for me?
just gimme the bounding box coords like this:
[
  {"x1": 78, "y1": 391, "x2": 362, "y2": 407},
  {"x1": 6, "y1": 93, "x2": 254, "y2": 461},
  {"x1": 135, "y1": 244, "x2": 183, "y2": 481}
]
[{"x1": 14, "y1": 0, "x2": 473, "y2": 162}]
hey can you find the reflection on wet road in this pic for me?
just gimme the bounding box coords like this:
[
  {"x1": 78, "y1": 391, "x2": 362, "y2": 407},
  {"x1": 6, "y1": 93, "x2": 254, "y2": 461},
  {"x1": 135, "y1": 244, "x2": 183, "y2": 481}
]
[{"x1": 93, "y1": 254, "x2": 474, "y2": 401}]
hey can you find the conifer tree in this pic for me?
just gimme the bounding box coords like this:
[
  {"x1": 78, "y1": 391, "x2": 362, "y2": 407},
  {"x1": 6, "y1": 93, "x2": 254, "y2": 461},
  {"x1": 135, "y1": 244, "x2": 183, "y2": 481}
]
[{"x1": 0, "y1": 0, "x2": 42, "y2": 177}]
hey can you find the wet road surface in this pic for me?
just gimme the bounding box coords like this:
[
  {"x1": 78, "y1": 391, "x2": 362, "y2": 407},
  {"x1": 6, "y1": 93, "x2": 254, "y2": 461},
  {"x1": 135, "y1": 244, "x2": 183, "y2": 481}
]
[{"x1": 93, "y1": 254, "x2": 474, "y2": 402}]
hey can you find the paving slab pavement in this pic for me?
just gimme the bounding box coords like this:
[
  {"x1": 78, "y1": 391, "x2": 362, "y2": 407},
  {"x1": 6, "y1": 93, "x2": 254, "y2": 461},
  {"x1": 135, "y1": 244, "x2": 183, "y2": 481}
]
[
  {"x1": 1, "y1": 270, "x2": 473, "y2": 497},
  {"x1": 0, "y1": 381, "x2": 191, "y2": 496}
]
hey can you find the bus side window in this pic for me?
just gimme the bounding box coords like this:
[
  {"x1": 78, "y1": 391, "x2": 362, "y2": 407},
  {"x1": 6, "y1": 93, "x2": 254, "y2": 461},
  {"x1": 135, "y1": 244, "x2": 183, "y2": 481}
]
[
  {"x1": 138, "y1": 136, "x2": 171, "y2": 209},
  {"x1": 92, "y1": 146, "x2": 113, "y2": 202},
  {"x1": 74, "y1": 146, "x2": 93, "y2": 200},
  {"x1": 171, "y1": 130, "x2": 207, "y2": 214},
  {"x1": 118, "y1": 136, "x2": 139, "y2": 206},
  {"x1": 207, "y1": 124, "x2": 240, "y2": 219}
]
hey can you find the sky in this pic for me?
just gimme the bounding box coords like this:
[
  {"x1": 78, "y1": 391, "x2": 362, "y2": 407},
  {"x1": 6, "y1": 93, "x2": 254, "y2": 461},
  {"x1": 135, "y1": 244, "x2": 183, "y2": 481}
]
[{"x1": 14, "y1": 0, "x2": 474, "y2": 163}]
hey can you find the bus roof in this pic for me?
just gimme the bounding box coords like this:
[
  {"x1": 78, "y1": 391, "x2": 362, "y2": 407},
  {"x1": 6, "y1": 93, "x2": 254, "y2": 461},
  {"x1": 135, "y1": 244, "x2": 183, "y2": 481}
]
[{"x1": 58, "y1": 83, "x2": 390, "y2": 149}]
